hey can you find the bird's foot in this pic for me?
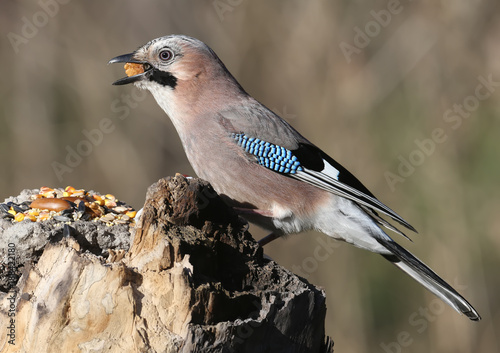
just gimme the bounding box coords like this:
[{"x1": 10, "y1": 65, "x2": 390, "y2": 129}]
[{"x1": 258, "y1": 232, "x2": 281, "y2": 246}]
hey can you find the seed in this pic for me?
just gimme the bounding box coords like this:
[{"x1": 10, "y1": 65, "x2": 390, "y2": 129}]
[
  {"x1": 40, "y1": 186, "x2": 53, "y2": 193},
  {"x1": 54, "y1": 189, "x2": 64, "y2": 198},
  {"x1": 88, "y1": 203, "x2": 104, "y2": 217},
  {"x1": 8, "y1": 209, "x2": 16, "y2": 216},
  {"x1": 28, "y1": 209, "x2": 39, "y2": 216},
  {"x1": 14, "y1": 213, "x2": 25, "y2": 222},
  {"x1": 104, "y1": 199, "x2": 117, "y2": 208},
  {"x1": 100, "y1": 213, "x2": 116, "y2": 223},
  {"x1": 30, "y1": 198, "x2": 71, "y2": 212},
  {"x1": 54, "y1": 215, "x2": 72, "y2": 222},
  {"x1": 77, "y1": 201, "x2": 86, "y2": 212},
  {"x1": 39, "y1": 212, "x2": 50, "y2": 221},
  {"x1": 65, "y1": 186, "x2": 76, "y2": 193},
  {"x1": 62, "y1": 196, "x2": 86, "y2": 204},
  {"x1": 72, "y1": 190, "x2": 85, "y2": 197},
  {"x1": 17, "y1": 203, "x2": 30, "y2": 212},
  {"x1": 75, "y1": 211, "x2": 85, "y2": 220},
  {"x1": 11, "y1": 204, "x2": 25, "y2": 213},
  {"x1": 62, "y1": 207, "x2": 74, "y2": 215},
  {"x1": 1, "y1": 204, "x2": 13, "y2": 218},
  {"x1": 40, "y1": 186, "x2": 56, "y2": 198},
  {"x1": 113, "y1": 206, "x2": 128, "y2": 213},
  {"x1": 27, "y1": 215, "x2": 36, "y2": 222},
  {"x1": 63, "y1": 224, "x2": 73, "y2": 237},
  {"x1": 125, "y1": 211, "x2": 136, "y2": 218}
]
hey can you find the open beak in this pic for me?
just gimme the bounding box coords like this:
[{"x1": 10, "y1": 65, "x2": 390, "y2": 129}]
[{"x1": 108, "y1": 53, "x2": 151, "y2": 85}]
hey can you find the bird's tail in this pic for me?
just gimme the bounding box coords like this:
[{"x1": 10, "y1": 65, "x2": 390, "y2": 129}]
[{"x1": 378, "y1": 238, "x2": 481, "y2": 321}]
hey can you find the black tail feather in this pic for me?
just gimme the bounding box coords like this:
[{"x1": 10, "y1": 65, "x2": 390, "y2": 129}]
[{"x1": 379, "y1": 238, "x2": 480, "y2": 321}]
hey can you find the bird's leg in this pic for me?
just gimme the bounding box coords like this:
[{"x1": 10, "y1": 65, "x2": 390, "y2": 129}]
[
  {"x1": 258, "y1": 232, "x2": 281, "y2": 246},
  {"x1": 233, "y1": 207, "x2": 274, "y2": 217},
  {"x1": 232, "y1": 207, "x2": 280, "y2": 246}
]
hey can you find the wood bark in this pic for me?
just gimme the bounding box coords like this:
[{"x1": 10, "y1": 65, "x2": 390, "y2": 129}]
[{"x1": 0, "y1": 175, "x2": 334, "y2": 352}]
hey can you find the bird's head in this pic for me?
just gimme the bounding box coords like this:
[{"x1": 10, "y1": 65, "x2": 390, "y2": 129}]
[
  {"x1": 110, "y1": 35, "x2": 221, "y2": 87},
  {"x1": 109, "y1": 35, "x2": 245, "y2": 117}
]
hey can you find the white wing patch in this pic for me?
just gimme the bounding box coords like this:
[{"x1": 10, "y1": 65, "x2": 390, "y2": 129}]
[{"x1": 322, "y1": 161, "x2": 340, "y2": 180}]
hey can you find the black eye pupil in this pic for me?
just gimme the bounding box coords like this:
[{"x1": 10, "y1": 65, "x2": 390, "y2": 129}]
[{"x1": 160, "y1": 50, "x2": 172, "y2": 61}]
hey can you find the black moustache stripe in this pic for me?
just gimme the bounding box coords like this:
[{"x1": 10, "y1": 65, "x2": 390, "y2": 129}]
[{"x1": 149, "y1": 69, "x2": 178, "y2": 89}]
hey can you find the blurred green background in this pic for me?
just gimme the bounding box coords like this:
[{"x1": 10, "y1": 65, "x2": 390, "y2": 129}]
[{"x1": 1, "y1": 1, "x2": 499, "y2": 351}]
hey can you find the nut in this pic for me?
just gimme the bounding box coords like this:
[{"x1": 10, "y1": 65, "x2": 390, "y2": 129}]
[
  {"x1": 30, "y1": 198, "x2": 71, "y2": 212},
  {"x1": 124, "y1": 62, "x2": 144, "y2": 77}
]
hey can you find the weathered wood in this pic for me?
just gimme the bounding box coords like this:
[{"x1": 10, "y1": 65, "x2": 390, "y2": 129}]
[{"x1": 0, "y1": 175, "x2": 333, "y2": 352}]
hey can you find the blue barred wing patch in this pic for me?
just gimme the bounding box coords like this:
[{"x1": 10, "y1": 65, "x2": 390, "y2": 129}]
[{"x1": 232, "y1": 133, "x2": 303, "y2": 174}]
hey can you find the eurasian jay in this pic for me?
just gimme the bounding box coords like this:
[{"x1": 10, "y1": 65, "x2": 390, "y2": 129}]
[{"x1": 109, "y1": 35, "x2": 480, "y2": 321}]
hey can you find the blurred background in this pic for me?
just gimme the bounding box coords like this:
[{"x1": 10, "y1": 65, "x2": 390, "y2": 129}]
[{"x1": 1, "y1": 1, "x2": 499, "y2": 351}]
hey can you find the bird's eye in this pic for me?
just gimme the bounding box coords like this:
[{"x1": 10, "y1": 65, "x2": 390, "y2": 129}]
[{"x1": 159, "y1": 49, "x2": 174, "y2": 61}]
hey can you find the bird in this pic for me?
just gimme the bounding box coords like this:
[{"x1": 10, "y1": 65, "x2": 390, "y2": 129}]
[{"x1": 109, "y1": 35, "x2": 480, "y2": 321}]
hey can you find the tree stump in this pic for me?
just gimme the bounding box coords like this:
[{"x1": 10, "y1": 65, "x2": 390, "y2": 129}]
[{"x1": 0, "y1": 175, "x2": 334, "y2": 352}]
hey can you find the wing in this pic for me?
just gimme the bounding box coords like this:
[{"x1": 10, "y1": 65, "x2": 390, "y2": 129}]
[
  {"x1": 218, "y1": 101, "x2": 306, "y2": 151},
  {"x1": 230, "y1": 132, "x2": 417, "y2": 234}
]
